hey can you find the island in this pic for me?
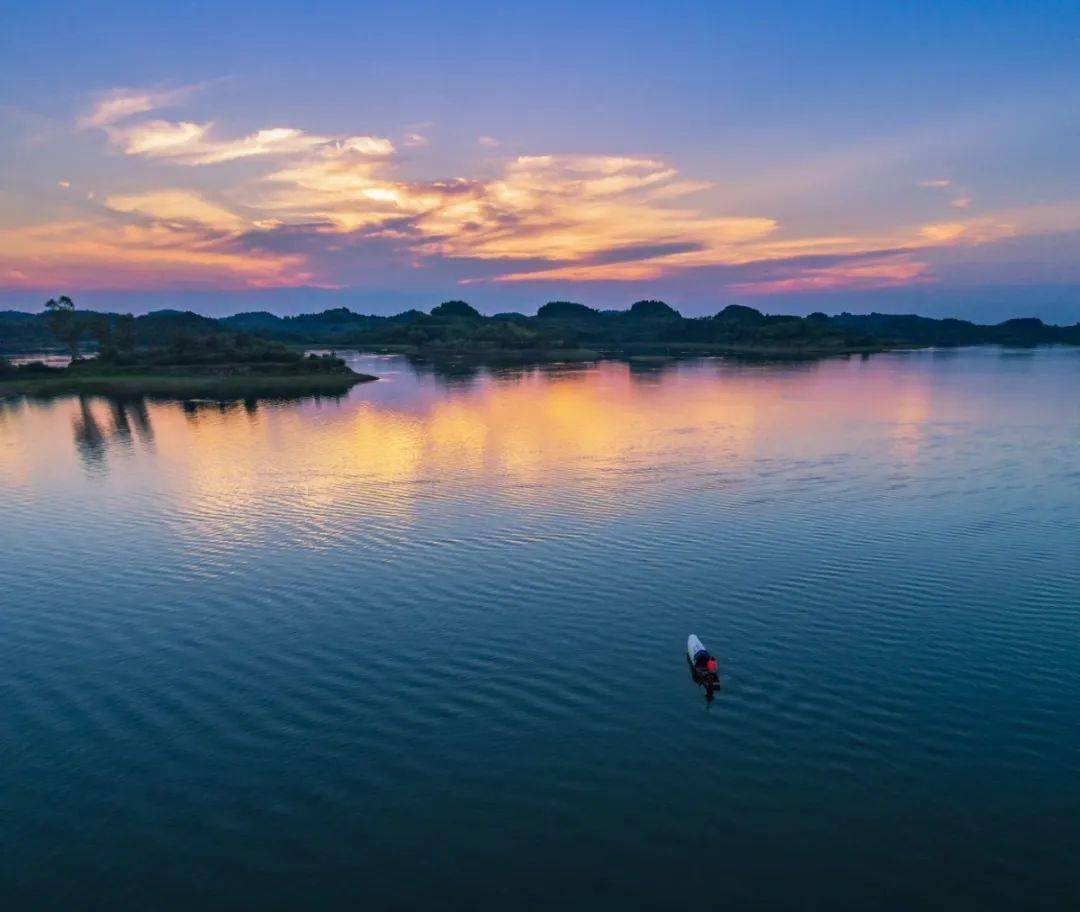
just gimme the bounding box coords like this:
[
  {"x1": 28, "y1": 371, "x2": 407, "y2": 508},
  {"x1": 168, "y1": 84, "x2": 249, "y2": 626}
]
[{"x1": 0, "y1": 313, "x2": 374, "y2": 399}]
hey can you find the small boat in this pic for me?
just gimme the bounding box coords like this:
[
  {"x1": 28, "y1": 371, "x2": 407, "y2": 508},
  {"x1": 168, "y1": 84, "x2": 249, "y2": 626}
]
[{"x1": 687, "y1": 634, "x2": 720, "y2": 690}]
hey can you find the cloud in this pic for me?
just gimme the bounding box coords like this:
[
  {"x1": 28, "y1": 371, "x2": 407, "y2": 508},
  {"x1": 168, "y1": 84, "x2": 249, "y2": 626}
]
[
  {"x1": 108, "y1": 119, "x2": 395, "y2": 166},
  {"x1": 77, "y1": 91, "x2": 791, "y2": 285},
  {"x1": 249, "y1": 142, "x2": 442, "y2": 231},
  {"x1": 729, "y1": 254, "x2": 932, "y2": 295},
  {"x1": 79, "y1": 85, "x2": 198, "y2": 129},
  {"x1": 478, "y1": 136, "x2": 501, "y2": 147},
  {"x1": 919, "y1": 218, "x2": 1013, "y2": 245},
  {"x1": 920, "y1": 222, "x2": 969, "y2": 243},
  {"x1": 0, "y1": 218, "x2": 310, "y2": 290},
  {"x1": 338, "y1": 136, "x2": 395, "y2": 156},
  {"x1": 111, "y1": 119, "x2": 212, "y2": 157},
  {"x1": 483, "y1": 261, "x2": 670, "y2": 282},
  {"x1": 417, "y1": 155, "x2": 777, "y2": 275},
  {"x1": 83, "y1": 85, "x2": 396, "y2": 167},
  {"x1": 15, "y1": 87, "x2": 1077, "y2": 296},
  {"x1": 919, "y1": 177, "x2": 974, "y2": 211},
  {"x1": 105, "y1": 190, "x2": 246, "y2": 230}
]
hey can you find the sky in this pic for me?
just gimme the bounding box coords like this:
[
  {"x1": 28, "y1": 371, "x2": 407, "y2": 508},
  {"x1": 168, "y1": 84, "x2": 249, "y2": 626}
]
[{"x1": 2, "y1": 0, "x2": 1079, "y2": 320}]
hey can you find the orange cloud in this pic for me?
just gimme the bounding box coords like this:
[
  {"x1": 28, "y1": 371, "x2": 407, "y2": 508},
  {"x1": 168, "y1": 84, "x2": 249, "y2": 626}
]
[
  {"x1": 417, "y1": 155, "x2": 777, "y2": 272},
  {"x1": 479, "y1": 261, "x2": 668, "y2": 283},
  {"x1": 729, "y1": 255, "x2": 933, "y2": 295},
  {"x1": 0, "y1": 218, "x2": 310, "y2": 290},
  {"x1": 920, "y1": 222, "x2": 969, "y2": 243},
  {"x1": 7, "y1": 88, "x2": 1073, "y2": 294},
  {"x1": 919, "y1": 218, "x2": 1014, "y2": 245},
  {"x1": 244, "y1": 149, "x2": 781, "y2": 278},
  {"x1": 105, "y1": 190, "x2": 246, "y2": 230}
]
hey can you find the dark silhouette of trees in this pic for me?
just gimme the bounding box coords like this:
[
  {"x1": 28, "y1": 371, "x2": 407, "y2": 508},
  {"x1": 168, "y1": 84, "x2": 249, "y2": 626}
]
[
  {"x1": 629, "y1": 300, "x2": 680, "y2": 319},
  {"x1": 11, "y1": 299, "x2": 1078, "y2": 374},
  {"x1": 430, "y1": 300, "x2": 481, "y2": 319},
  {"x1": 537, "y1": 301, "x2": 599, "y2": 320},
  {"x1": 44, "y1": 295, "x2": 81, "y2": 358},
  {"x1": 115, "y1": 314, "x2": 136, "y2": 355},
  {"x1": 88, "y1": 314, "x2": 116, "y2": 361}
]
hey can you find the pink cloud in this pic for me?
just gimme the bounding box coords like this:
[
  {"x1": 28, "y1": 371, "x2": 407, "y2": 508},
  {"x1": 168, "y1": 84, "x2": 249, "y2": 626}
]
[{"x1": 729, "y1": 255, "x2": 933, "y2": 295}]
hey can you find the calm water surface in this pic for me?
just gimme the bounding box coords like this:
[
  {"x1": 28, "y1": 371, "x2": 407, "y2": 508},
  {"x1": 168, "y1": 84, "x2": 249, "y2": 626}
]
[{"x1": 2, "y1": 350, "x2": 1079, "y2": 910}]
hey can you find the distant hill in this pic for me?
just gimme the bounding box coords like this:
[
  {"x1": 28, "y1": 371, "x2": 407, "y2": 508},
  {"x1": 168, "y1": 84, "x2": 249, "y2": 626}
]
[
  {"x1": 3, "y1": 299, "x2": 1079, "y2": 358},
  {"x1": 0, "y1": 311, "x2": 54, "y2": 350},
  {"x1": 826, "y1": 312, "x2": 1080, "y2": 346}
]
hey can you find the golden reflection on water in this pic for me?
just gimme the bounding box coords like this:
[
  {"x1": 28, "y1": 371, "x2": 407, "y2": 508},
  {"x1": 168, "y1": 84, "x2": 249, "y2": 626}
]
[{"x1": 0, "y1": 357, "x2": 966, "y2": 528}]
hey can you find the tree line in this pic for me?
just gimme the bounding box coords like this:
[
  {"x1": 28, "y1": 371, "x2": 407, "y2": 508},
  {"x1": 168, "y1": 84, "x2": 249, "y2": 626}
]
[{"x1": 43, "y1": 296, "x2": 135, "y2": 360}]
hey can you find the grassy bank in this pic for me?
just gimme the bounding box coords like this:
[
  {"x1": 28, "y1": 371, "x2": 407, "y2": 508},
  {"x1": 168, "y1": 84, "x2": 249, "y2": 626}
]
[
  {"x1": 1, "y1": 340, "x2": 377, "y2": 400},
  {"x1": 0, "y1": 370, "x2": 375, "y2": 399}
]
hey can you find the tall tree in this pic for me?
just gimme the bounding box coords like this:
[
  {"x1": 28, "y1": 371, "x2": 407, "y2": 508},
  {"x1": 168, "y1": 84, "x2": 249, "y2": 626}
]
[{"x1": 44, "y1": 295, "x2": 81, "y2": 359}]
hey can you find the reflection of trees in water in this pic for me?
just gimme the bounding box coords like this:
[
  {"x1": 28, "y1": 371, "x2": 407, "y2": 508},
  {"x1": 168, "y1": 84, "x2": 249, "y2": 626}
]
[
  {"x1": 124, "y1": 398, "x2": 154, "y2": 442},
  {"x1": 627, "y1": 357, "x2": 680, "y2": 384},
  {"x1": 108, "y1": 399, "x2": 132, "y2": 443},
  {"x1": 408, "y1": 351, "x2": 842, "y2": 392},
  {"x1": 71, "y1": 395, "x2": 156, "y2": 472},
  {"x1": 108, "y1": 397, "x2": 155, "y2": 447},
  {"x1": 408, "y1": 357, "x2": 483, "y2": 388},
  {"x1": 408, "y1": 356, "x2": 599, "y2": 390},
  {"x1": 181, "y1": 398, "x2": 253, "y2": 421},
  {"x1": 72, "y1": 396, "x2": 107, "y2": 471},
  {"x1": 176, "y1": 392, "x2": 343, "y2": 422},
  {"x1": 0, "y1": 396, "x2": 27, "y2": 426}
]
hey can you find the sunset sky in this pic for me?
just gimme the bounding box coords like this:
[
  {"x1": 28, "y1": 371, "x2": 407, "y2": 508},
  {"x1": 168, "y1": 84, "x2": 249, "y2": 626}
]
[{"x1": 2, "y1": 1, "x2": 1079, "y2": 319}]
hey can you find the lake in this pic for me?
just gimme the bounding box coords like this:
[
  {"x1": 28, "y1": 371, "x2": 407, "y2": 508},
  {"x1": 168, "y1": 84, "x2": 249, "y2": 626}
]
[{"x1": 2, "y1": 349, "x2": 1078, "y2": 910}]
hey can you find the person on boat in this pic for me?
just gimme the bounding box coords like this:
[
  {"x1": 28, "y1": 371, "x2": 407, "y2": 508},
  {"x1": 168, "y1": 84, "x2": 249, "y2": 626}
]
[{"x1": 693, "y1": 648, "x2": 719, "y2": 676}]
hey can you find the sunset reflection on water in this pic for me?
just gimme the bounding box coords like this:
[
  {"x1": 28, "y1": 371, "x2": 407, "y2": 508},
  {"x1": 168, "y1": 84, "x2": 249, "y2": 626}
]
[
  {"x1": 0, "y1": 353, "x2": 990, "y2": 501},
  {"x1": 1, "y1": 351, "x2": 1002, "y2": 558}
]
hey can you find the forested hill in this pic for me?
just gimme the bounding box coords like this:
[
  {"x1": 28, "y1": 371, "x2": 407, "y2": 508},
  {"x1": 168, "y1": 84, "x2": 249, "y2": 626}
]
[{"x1": 3, "y1": 300, "x2": 1079, "y2": 354}]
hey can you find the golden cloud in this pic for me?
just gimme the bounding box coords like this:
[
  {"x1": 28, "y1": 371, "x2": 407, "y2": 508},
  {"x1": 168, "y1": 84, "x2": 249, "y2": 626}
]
[
  {"x1": 8, "y1": 90, "x2": 1073, "y2": 293},
  {"x1": 919, "y1": 218, "x2": 1014, "y2": 245},
  {"x1": 105, "y1": 190, "x2": 246, "y2": 231},
  {"x1": 0, "y1": 218, "x2": 309, "y2": 290},
  {"x1": 729, "y1": 255, "x2": 933, "y2": 295}
]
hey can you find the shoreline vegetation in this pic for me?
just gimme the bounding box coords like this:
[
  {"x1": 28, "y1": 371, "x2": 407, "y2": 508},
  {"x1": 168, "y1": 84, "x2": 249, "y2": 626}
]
[
  {"x1": 0, "y1": 367, "x2": 372, "y2": 400},
  {"x1": 1, "y1": 298, "x2": 373, "y2": 399},
  {"x1": 3, "y1": 296, "x2": 1078, "y2": 399}
]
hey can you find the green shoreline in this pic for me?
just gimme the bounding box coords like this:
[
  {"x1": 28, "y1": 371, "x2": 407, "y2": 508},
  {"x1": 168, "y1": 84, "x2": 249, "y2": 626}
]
[
  {"x1": 0, "y1": 370, "x2": 376, "y2": 400},
  {"x1": 0, "y1": 340, "x2": 892, "y2": 399}
]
